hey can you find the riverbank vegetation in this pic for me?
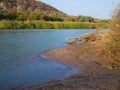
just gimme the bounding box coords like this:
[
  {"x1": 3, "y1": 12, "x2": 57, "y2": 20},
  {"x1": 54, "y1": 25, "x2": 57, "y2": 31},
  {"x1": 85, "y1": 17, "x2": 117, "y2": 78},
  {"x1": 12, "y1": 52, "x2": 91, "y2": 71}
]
[
  {"x1": 0, "y1": 10, "x2": 108, "y2": 29},
  {"x1": 0, "y1": 6, "x2": 108, "y2": 29},
  {"x1": 102, "y1": 4, "x2": 120, "y2": 68},
  {"x1": 0, "y1": 20, "x2": 108, "y2": 29}
]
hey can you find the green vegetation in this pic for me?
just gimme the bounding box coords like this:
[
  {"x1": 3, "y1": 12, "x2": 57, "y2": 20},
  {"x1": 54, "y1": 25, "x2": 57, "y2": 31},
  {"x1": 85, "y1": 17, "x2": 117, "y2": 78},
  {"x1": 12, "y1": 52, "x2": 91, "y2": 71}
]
[
  {"x1": 75, "y1": 15, "x2": 95, "y2": 22},
  {"x1": 0, "y1": 20, "x2": 108, "y2": 29},
  {"x1": 102, "y1": 4, "x2": 120, "y2": 68},
  {"x1": 0, "y1": 11, "x2": 108, "y2": 29},
  {"x1": 0, "y1": 11, "x2": 64, "y2": 21}
]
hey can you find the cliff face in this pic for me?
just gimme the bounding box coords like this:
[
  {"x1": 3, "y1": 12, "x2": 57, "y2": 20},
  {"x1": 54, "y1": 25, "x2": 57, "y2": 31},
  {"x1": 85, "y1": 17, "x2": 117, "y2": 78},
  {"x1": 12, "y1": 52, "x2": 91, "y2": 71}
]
[{"x1": 0, "y1": 0, "x2": 66, "y2": 16}]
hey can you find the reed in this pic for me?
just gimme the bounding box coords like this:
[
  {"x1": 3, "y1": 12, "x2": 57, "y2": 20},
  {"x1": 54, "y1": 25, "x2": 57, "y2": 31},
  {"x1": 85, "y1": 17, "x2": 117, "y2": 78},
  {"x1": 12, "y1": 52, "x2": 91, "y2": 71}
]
[{"x1": 0, "y1": 20, "x2": 108, "y2": 29}]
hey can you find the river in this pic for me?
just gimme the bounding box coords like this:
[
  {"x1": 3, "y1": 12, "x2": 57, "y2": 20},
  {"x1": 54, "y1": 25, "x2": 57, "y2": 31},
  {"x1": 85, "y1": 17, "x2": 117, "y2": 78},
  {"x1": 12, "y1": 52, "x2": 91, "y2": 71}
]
[{"x1": 0, "y1": 29, "x2": 93, "y2": 90}]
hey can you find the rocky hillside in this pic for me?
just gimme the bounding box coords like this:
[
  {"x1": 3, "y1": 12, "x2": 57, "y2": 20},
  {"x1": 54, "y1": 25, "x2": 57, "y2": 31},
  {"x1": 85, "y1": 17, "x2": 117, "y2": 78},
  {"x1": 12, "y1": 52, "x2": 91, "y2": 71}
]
[{"x1": 0, "y1": 0, "x2": 66, "y2": 16}]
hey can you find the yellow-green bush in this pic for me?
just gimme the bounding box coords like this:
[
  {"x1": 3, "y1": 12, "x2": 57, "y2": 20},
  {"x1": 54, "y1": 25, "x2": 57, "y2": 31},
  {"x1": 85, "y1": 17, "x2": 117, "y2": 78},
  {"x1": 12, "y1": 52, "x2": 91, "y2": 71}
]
[{"x1": 0, "y1": 20, "x2": 108, "y2": 29}]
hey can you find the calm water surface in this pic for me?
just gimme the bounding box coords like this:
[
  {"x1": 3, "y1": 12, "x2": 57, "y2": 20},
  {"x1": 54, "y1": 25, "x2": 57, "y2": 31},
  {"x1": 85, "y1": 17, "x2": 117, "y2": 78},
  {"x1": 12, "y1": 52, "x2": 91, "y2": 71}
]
[{"x1": 0, "y1": 29, "x2": 93, "y2": 90}]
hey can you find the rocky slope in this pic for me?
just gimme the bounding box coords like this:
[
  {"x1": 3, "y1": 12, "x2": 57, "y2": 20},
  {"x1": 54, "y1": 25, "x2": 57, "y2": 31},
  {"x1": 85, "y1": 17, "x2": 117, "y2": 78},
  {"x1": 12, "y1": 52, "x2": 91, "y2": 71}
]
[{"x1": 0, "y1": 0, "x2": 66, "y2": 16}]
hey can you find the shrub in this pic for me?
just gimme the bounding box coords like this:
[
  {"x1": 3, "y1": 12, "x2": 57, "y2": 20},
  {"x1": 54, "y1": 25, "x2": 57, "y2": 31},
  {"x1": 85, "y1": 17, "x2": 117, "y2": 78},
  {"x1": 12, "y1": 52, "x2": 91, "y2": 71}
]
[
  {"x1": 103, "y1": 4, "x2": 120, "y2": 68},
  {"x1": 0, "y1": 20, "x2": 108, "y2": 29}
]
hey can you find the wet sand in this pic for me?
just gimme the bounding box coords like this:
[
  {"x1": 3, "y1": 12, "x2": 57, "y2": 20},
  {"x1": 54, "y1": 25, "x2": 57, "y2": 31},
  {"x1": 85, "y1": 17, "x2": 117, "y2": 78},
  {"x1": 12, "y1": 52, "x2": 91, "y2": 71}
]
[{"x1": 23, "y1": 40, "x2": 120, "y2": 90}]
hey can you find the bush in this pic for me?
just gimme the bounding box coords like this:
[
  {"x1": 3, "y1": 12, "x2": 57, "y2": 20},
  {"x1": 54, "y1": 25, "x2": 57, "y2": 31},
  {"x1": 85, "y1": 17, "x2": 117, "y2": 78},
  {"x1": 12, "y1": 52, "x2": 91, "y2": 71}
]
[
  {"x1": 0, "y1": 20, "x2": 108, "y2": 29},
  {"x1": 103, "y1": 4, "x2": 120, "y2": 68}
]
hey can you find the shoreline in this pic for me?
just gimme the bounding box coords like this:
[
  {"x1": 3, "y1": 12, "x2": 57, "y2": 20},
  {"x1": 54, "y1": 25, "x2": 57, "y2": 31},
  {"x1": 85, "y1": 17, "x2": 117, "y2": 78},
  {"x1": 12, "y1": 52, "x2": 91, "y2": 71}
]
[
  {"x1": 23, "y1": 40, "x2": 120, "y2": 90},
  {"x1": 43, "y1": 41, "x2": 107, "y2": 74},
  {"x1": 40, "y1": 54, "x2": 78, "y2": 78}
]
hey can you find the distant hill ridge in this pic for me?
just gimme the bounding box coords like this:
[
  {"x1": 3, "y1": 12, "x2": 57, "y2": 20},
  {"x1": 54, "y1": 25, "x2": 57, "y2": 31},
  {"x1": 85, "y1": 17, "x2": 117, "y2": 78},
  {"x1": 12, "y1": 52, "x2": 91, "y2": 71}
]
[{"x1": 0, "y1": 0, "x2": 66, "y2": 16}]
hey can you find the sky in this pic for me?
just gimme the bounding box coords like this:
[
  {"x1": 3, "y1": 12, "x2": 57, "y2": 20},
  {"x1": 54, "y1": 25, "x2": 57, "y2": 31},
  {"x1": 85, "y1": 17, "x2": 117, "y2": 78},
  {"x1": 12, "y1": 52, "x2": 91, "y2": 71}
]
[{"x1": 40, "y1": 0, "x2": 120, "y2": 19}]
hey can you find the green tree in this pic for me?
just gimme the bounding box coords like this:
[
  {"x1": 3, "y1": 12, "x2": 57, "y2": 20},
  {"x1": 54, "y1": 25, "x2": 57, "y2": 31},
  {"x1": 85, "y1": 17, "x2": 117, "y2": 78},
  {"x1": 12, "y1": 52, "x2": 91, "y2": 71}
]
[
  {"x1": 7, "y1": 12, "x2": 18, "y2": 20},
  {"x1": 76, "y1": 15, "x2": 95, "y2": 22},
  {"x1": 28, "y1": 10, "x2": 43, "y2": 20},
  {"x1": 16, "y1": 12, "x2": 27, "y2": 20}
]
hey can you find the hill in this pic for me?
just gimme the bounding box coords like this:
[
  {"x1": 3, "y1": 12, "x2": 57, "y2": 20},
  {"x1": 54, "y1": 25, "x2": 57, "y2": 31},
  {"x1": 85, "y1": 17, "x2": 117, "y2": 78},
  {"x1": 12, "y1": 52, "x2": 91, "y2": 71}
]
[{"x1": 0, "y1": 0, "x2": 66, "y2": 17}]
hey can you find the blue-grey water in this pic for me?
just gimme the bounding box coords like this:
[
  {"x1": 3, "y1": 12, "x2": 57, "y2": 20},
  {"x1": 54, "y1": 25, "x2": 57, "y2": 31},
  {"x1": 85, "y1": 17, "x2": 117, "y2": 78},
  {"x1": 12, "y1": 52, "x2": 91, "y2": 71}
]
[{"x1": 0, "y1": 29, "x2": 93, "y2": 90}]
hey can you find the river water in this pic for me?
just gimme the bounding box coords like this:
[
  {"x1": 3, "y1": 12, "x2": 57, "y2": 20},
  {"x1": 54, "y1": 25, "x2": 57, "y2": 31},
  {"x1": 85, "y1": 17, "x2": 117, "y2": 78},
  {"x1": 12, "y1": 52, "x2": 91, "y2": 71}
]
[{"x1": 0, "y1": 29, "x2": 93, "y2": 90}]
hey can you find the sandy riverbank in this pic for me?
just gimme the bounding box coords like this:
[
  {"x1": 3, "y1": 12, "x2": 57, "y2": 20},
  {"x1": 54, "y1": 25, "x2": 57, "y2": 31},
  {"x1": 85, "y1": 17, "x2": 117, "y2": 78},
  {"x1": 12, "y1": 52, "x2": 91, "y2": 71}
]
[{"x1": 23, "y1": 40, "x2": 120, "y2": 90}]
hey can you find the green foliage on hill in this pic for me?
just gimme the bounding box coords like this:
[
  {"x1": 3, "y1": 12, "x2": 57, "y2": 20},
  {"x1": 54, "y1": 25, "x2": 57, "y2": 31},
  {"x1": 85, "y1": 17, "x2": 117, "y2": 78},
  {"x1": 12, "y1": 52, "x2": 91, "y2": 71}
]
[{"x1": 0, "y1": 11, "x2": 64, "y2": 21}]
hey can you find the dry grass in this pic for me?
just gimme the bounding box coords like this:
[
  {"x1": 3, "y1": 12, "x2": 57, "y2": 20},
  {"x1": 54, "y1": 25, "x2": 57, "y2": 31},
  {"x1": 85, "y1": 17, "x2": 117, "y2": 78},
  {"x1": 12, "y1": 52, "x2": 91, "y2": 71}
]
[
  {"x1": 80, "y1": 28, "x2": 103, "y2": 42},
  {"x1": 101, "y1": 4, "x2": 120, "y2": 68},
  {"x1": 101, "y1": 30, "x2": 120, "y2": 68}
]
